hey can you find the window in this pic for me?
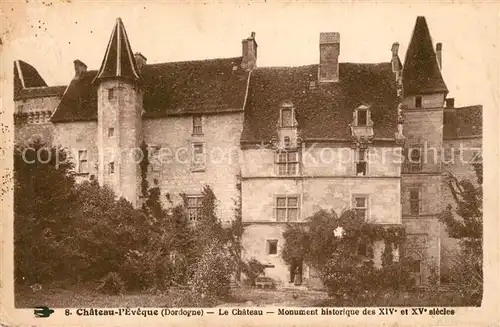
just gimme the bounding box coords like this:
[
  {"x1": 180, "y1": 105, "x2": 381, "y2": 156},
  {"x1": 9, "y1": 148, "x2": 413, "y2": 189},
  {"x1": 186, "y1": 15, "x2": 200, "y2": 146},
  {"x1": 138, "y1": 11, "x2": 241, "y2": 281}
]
[
  {"x1": 409, "y1": 147, "x2": 422, "y2": 172},
  {"x1": 267, "y1": 240, "x2": 278, "y2": 255},
  {"x1": 150, "y1": 146, "x2": 162, "y2": 171},
  {"x1": 355, "y1": 148, "x2": 367, "y2": 176},
  {"x1": 281, "y1": 108, "x2": 293, "y2": 127},
  {"x1": 409, "y1": 188, "x2": 421, "y2": 215},
  {"x1": 415, "y1": 96, "x2": 422, "y2": 108},
  {"x1": 191, "y1": 143, "x2": 205, "y2": 171},
  {"x1": 78, "y1": 150, "x2": 88, "y2": 174},
  {"x1": 187, "y1": 195, "x2": 203, "y2": 222},
  {"x1": 108, "y1": 88, "x2": 114, "y2": 100},
  {"x1": 108, "y1": 162, "x2": 115, "y2": 174},
  {"x1": 357, "y1": 109, "x2": 368, "y2": 126},
  {"x1": 108, "y1": 127, "x2": 114, "y2": 137},
  {"x1": 275, "y1": 195, "x2": 299, "y2": 222},
  {"x1": 353, "y1": 195, "x2": 368, "y2": 220},
  {"x1": 193, "y1": 116, "x2": 202, "y2": 135},
  {"x1": 276, "y1": 151, "x2": 299, "y2": 176}
]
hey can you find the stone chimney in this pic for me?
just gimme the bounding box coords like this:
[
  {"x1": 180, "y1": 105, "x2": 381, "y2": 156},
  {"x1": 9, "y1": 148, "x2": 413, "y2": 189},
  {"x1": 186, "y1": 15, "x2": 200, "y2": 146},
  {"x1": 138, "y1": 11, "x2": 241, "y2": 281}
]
[
  {"x1": 445, "y1": 98, "x2": 454, "y2": 108},
  {"x1": 241, "y1": 32, "x2": 257, "y2": 71},
  {"x1": 436, "y1": 43, "x2": 442, "y2": 70},
  {"x1": 319, "y1": 32, "x2": 340, "y2": 83},
  {"x1": 134, "y1": 52, "x2": 147, "y2": 71},
  {"x1": 73, "y1": 59, "x2": 87, "y2": 79},
  {"x1": 391, "y1": 43, "x2": 400, "y2": 70}
]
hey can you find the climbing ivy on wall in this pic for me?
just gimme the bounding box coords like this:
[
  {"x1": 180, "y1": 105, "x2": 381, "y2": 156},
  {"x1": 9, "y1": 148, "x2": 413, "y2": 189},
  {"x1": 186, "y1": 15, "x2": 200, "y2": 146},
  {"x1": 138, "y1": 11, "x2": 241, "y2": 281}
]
[{"x1": 281, "y1": 209, "x2": 406, "y2": 272}]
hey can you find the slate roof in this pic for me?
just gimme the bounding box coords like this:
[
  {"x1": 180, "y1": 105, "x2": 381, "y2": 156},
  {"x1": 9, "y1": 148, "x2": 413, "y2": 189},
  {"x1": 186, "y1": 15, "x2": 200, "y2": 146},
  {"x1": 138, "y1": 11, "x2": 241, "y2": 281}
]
[
  {"x1": 443, "y1": 105, "x2": 482, "y2": 139},
  {"x1": 51, "y1": 70, "x2": 99, "y2": 122},
  {"x1": 51, "y1": 57, "x2": 249, "y2": 122},
  {"x1": 241, "y1": 63, "x2": 399, "y2": 143},
  {"x1": 93, "y1": 18, "x2": 141, "y2": 83},
  {"x1": 402, "y1": 16, "x2": 448, "y2": 96},
  {"x1": 14, "y1": 60, "x2": 58, "y2": 100}
]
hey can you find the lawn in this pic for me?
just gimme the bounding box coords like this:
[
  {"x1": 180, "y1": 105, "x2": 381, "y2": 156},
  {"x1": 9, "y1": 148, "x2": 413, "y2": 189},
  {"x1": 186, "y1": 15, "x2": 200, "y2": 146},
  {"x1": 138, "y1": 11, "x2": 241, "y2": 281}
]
[
  {"x1": 15, "y1": 283, "x2": 328, "y2": 308},
  {"x1": 16, "y1": 282, "x2": 478, "y2": 308}
]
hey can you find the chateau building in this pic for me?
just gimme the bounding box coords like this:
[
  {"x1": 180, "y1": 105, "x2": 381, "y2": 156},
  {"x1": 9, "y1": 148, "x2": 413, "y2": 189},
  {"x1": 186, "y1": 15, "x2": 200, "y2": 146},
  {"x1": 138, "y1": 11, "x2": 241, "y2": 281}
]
[{"x1": 13, "y1": 16, "x2": 482, "y2": 287}]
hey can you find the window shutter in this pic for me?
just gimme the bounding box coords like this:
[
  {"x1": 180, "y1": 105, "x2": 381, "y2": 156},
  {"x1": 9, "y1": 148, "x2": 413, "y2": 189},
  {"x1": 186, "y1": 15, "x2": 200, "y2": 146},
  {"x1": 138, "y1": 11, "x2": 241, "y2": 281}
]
[{"x1": 419, "y1": 188, "x2": 425, "y2": 214}]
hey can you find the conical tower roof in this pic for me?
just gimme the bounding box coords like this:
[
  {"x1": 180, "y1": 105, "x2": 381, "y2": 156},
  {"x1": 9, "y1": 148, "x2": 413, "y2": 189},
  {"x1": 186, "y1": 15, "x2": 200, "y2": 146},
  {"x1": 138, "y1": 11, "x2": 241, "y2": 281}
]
[
  {"x1": 402, "y1": 16, "x2": 448, "y2": 96},
  {"x1": 93, "y1": 18, "x2": 141, "y2": 83}
]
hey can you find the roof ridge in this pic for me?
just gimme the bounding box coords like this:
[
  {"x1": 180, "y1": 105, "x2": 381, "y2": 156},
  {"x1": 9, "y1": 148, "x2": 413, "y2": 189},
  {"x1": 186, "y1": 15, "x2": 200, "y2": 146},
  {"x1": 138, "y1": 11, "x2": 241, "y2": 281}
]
[
  {"x1": 144, "y1": 56, "x2": 242, "y2": 67},
  {"x1": 255, "y1": 62, "x2": 392, "y2": 70}
]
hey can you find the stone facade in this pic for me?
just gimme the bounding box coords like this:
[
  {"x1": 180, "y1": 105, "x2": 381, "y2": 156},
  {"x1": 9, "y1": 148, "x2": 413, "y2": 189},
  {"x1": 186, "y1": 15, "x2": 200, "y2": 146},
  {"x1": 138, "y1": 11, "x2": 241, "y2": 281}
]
[
  {"x1": 143, "y1": 113, "x2": 243, "y2": 222},
  {"x1": 13, "y1": 16, "x2": 482, "y2": 288}
]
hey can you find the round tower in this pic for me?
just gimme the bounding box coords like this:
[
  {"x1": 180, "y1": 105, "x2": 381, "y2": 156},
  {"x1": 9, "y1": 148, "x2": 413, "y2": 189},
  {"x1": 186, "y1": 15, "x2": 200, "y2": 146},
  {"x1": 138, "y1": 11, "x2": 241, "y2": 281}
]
[{"x1": 93, "y1": 18, "x2": 143, "y2": 207}]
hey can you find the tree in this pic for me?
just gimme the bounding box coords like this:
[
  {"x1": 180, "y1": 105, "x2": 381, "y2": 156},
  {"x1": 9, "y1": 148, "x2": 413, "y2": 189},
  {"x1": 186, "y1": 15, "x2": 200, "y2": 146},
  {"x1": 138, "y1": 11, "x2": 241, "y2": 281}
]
[
  {"x1": 14, "y1": 141, "x2": 77, "y2": 283},
  {"x1": 439, "y1": 156, "x2": 483, "y2": 305}
]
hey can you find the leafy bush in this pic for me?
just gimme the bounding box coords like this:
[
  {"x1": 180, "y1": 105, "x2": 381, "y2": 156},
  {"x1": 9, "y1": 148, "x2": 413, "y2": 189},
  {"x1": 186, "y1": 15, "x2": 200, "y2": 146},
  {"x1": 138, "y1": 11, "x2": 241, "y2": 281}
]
[
  {"x1": 191, "y1": 241, "x2": 232, "y2": 300},
  {"x1": 241, "y1": 258, "x2": 266, "y2": 286},
  {"x1": 96, "y1": 272, "x2": 125, "y2": 295}
]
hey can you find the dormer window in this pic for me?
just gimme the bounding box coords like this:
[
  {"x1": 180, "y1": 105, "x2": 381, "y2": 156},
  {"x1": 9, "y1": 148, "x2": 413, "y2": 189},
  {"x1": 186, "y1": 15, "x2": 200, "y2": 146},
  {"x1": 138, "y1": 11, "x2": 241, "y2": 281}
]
[
  {"x1": 353, "y1": 105, "x2": 373, "y2": 127},
  {"x1": 279, "y1": 101, "x2": 297, "y2": 128},
  {"x1": 357, "y1": 109, "x2": 368, "y2": 126},
  {"x1": 281, "y1": 108, "x2": 293, "y2": 127}
]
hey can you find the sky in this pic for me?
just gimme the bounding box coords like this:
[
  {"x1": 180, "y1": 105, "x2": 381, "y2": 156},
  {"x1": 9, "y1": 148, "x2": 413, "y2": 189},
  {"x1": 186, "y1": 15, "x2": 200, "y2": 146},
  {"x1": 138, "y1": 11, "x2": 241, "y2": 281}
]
[{"x1": 1, "y1": 1, "x2": 499, "y2": 110}]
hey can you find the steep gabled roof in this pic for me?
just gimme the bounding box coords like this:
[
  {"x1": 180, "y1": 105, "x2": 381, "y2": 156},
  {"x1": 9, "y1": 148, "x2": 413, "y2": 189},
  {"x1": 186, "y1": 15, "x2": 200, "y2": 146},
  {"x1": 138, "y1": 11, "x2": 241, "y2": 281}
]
[
  {"x1": 402, "y1": 16, "x2": 448, "y2": 96},
  {"x1": 14, "y1": 60, "x2": 49, "y2": 100},
  {"x1": 443, "y1": 105, "x2": 482, "y2": 139},
  {"x1": 93, "y1": 18, "x2": 141, "y2": 83},
  {"x1": 241, "y1": 62, "x2": 399, "y2": 143},
  {"x1": 51, "y1": 57, "x2": 249, "y2": 122},
  {"x1": 51, "y1": 70, "x2": 99, "y2": 122}
]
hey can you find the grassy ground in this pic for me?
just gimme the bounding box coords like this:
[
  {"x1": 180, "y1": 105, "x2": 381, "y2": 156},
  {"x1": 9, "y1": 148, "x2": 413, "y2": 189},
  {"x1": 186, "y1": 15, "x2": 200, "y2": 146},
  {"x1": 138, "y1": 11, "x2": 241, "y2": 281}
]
[{"x1": 15, "y1": 283, "x2": 476, "y2": 308}]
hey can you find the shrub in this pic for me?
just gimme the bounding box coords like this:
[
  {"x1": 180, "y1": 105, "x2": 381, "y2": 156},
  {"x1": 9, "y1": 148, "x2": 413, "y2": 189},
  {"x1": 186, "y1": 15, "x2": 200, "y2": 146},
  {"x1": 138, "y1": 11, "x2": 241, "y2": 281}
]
[
  {"x1": 192, "y1": 241, "x2": 232, "y2": 300},
  {"x1": 96, "y1": 272, "x2": 125, "y2": 295},
  {"x1": 122, "y1": 249, "x2": 173, "y2": 291},
  {"x1": 241, "y1": 258, "x2": 266, "y2": 286}
]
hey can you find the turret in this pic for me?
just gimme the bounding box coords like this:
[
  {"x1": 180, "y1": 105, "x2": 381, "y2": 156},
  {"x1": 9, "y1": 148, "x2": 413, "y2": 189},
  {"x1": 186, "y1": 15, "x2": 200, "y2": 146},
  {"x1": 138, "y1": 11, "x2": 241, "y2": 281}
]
[{"x1": 92, "y1": 18, "x2": 143, "y2": 206}]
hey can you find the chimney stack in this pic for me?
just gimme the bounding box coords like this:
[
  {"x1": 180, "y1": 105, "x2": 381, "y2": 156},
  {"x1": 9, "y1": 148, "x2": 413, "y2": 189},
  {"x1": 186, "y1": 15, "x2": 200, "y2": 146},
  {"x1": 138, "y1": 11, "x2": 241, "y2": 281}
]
[
  {"x1": 134, "y1": 52, "x2": 147, "y2": 71},
  {"x1": 445, "y1": 98, "x2": 454, "y2": 108},
  {"x1": 241, "y1": 32, "x2": 257, "y2": 71},
  {"x1": 436, "y1": 43, "x2": 442, "y2": 70},
  {"x1": 319, "y1": 32, "x2": 340, "y2": 83},
  {"x1": 73, "y1": 59, "x2": 87, "y2": 79}
]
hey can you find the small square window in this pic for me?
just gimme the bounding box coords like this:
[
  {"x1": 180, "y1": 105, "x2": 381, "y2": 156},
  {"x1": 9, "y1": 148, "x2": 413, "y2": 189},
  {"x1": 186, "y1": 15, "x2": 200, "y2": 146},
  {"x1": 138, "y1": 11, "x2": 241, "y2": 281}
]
[
  {"x1": 267, "y1": 240, "x2": 278, "y2": 255},
  {"x1": 415, "y1": 96, "x2": 422, "y2": 108},
  {"x1": 108, "y1": 127, "x2": 114, "y2": 137},
  {"x1": 108, "y1": 162, "x2": 115, "y2": 174}
]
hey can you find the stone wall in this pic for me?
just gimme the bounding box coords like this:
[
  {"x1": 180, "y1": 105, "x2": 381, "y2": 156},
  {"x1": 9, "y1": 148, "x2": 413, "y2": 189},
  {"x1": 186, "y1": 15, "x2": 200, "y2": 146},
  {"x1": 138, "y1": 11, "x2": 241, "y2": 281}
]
[{"x1": 143, "y1": 112, "x2": 244, "y2": 222}]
